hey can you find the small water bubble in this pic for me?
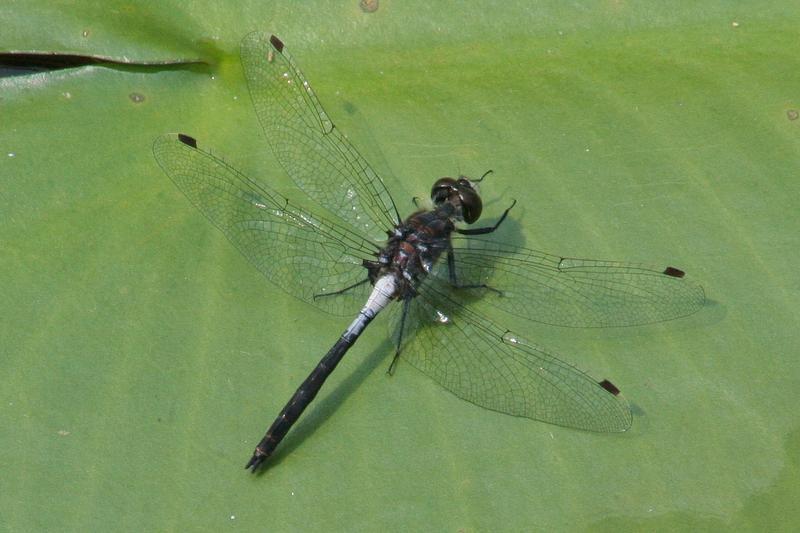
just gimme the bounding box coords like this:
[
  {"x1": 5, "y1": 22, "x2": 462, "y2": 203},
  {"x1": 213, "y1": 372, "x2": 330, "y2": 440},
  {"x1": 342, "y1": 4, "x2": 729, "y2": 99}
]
[
  {"x1": 81, "y1": 29, "x2": 90, "y2": 38},
  {"x1": 7, "y1": 152, "x2": 15, "y2": 158},
  {"x1": 63, "y1": 91, "x2": 72, "y2": 99},
  {"x1": 230, "y1": 515, "x2": 236, "y2": 520},
  {"x1": 210, "y1": 75, "x2": 216, "y2": 80}
]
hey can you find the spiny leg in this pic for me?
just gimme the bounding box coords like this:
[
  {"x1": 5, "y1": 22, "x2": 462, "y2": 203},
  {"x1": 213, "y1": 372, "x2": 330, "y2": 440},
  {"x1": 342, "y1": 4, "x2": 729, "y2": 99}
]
[
  {"x1": 387, "y1": 295, "x2": 413, "y2": 375},
  {"x1": 456, "y1": 199, "x2": 517, "y2": 236},
  {"x1": 445, "y1": 246, "x2": 503, "y2": 296},
  {"x1": 312, "y1": 278, "x2": 370, "y2": 300},
  {"x1": 473, "y1": 169, "x2": 493, "y2": 182}
]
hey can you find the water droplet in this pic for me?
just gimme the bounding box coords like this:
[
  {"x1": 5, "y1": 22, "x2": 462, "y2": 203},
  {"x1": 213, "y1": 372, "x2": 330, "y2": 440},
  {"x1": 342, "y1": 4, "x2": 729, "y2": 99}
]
[
  {"x1": 210, "y1": 75, "x2": 216, "y2": 80},
  {"x1": 434, "y1": 310, "x2": 450, "y2": 323},
  {"x1": 81, "y1": 29, "x2": 90, "y2": 38},
  {"x1": 229, "y1": 515, "x2": 235, "y2": 520},
  {"x1": 63, "y1": 91, "x2": 72, "y2": 99},
  {"x1": 7, "y1": 152, "x2": 15, "y2": 158}
]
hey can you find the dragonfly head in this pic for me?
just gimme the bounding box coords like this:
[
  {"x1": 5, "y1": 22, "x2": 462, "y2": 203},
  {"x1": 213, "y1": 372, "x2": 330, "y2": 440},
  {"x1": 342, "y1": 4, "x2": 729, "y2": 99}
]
[{"x1": 431, "y1": 176, "x2": 483, "y2": 224}]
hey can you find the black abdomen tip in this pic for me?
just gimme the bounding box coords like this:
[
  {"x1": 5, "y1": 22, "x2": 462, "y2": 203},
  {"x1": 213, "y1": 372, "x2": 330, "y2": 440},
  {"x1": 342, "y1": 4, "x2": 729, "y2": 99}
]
[
  {"x1": 177, "y1": 133, "x2": 197, "y2": 148},
  {"x1": 270, "y1": 35, "x2": 284, "y2": 52},
  {"x1": 599, "y1": 379, "x2": 621, "y2": 396},
  {"x1": 663, "y1": 266, "x2": 686, "y2": 278}
]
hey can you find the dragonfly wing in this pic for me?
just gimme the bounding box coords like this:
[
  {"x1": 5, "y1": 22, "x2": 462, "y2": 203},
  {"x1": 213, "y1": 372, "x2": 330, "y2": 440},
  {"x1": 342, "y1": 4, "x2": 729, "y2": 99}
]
[
  {"x1": 387, "y1": 275, "x2": 632, "y2": 432},
  {"x1": 240, "y1": 32, "x2": 400, "y2": 241},
  {"x1": 153, "y1": 133, "x2": 376, "y2": 317},
  {"x1": 436, "y1": 236, "x2": 705, "y2": 327}
]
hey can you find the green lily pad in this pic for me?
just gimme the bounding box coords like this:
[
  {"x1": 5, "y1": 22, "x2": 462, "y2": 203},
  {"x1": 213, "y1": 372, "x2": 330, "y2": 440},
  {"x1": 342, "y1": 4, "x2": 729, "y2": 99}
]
[{"x1": 2, "y1": 1, "x2": 799, "y2": 530}]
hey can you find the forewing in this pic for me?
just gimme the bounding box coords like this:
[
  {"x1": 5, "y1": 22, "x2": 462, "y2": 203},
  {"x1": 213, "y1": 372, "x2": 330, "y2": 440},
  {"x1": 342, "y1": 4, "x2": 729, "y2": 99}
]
[
  {"x1": 439, "y1": 236, "x2": 705, "y2": 327},
  {"x1": 388, "y1": 276, "x2": 632, "y2": 432},
  {"x1": 240, "y1": 32, "x2": 400, "y2": 241},
  {"x1": 153, "y1": 133, "x2": 375, "y2": 317}
]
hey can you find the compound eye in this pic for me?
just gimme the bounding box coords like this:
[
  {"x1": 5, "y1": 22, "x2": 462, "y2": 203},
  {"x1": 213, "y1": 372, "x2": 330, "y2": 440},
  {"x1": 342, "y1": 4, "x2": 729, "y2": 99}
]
[
  {"x1": 431, "y1": 177, "x2": 457, "y2": 205},
  {"x1": 459, "y1": 188, "x2": 482, "y2": 223}
]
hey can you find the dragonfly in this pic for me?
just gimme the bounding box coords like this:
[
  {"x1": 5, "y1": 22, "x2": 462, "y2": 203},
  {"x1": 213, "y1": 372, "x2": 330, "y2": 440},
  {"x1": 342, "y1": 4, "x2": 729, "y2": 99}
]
[{"x1": 153, "y1": 32, "x2": 705, "y2": 472}]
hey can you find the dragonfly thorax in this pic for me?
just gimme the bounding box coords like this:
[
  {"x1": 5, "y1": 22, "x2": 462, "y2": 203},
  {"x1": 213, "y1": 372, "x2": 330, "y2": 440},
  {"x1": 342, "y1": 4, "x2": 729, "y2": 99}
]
[
  {"x1": 369, "y1": 176, "x2": 487, "y2": 292},
  {"x1": 366, "y1": 203, "x2": 460, "y2": 298}
]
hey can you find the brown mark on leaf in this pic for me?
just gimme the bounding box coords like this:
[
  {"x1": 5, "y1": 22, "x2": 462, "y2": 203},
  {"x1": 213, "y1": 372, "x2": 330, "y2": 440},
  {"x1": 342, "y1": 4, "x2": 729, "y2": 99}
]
[
  {"x1": 787, "y1": 109, "x2": 799, "y2": 121},
  {"x1": 129, "y1": 92, "x2": 145, "y2": 104},
  {"x1": 360, "y1": 0, "x2": 379, "y2": 13}
]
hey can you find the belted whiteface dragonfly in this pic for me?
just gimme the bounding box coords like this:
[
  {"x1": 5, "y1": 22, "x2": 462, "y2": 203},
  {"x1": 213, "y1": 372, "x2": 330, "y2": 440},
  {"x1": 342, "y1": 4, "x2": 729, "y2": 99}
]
[{"x1": 153, "y1": 33, "x2": 705, "y2": 472}]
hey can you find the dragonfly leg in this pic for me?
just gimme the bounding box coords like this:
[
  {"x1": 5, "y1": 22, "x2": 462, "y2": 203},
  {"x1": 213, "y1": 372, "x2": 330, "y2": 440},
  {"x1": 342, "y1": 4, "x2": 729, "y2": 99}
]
[
  {"x1": 312, "y1": 278, "x2": 370, "y2": 300},
  {"x1": 445, "y1": 247, "x2": 503, "y2": 296},
  {"x1": 387, "y1": 296, "x2": 413, "y2": 375},
  {"x1": 456, "y1": 199, "x2": 517, "y2": 236},
  {"x1": 472, "y1": 169, "x2": 493, "y2": 182}
]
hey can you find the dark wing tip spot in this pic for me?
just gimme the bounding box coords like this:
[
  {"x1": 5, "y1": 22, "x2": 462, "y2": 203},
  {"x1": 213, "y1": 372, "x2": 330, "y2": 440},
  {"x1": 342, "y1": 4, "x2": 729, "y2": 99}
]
[
  {"x1": 663, "y1": 266, "x2": 686, "y2": 278},
  {"x1": 599, "y1": 379, "x2": 621, "y2": 396},
  {"x1": 270, "y1": 35, "x2": 285, "y2": 52},
  {"x1": 177, "y1": 133, "x2": 197, "y2": 148}
]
